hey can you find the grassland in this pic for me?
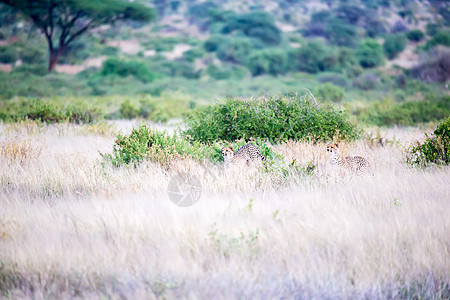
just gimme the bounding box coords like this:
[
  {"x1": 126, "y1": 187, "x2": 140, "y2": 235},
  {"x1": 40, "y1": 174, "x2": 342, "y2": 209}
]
[{"x1": 0, "y1": 121, "x2": 449, "y2": 298}]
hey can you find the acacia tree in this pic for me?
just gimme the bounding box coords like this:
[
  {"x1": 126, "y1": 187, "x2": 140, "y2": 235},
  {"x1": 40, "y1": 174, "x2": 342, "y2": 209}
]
[{"x1": 0, "y1": 0, "x2": 155, "y2": 71}]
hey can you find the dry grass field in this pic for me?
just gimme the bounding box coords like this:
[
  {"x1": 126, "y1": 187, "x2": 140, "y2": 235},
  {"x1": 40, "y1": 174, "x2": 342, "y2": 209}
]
[{"x1": 0, "y1": 121, "x2": 449, "y2": 299}]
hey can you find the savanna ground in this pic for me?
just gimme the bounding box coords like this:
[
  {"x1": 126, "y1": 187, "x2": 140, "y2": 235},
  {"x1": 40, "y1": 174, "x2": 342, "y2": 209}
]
[{"x1": 0, "y1": 120, "x2": 449, "y2": 299}]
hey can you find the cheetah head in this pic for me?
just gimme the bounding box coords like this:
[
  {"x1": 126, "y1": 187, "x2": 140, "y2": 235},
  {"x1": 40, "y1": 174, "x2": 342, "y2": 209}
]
[
  {"x1": 326, "y1": 142, "x2": 340, "y2": 155},
  {"x1": 221, "y1": 146, "x2": 234, "y2": 163}
]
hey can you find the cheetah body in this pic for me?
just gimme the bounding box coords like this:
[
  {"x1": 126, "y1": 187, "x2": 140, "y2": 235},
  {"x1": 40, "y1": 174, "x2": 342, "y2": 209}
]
[
  {"x1": 222, "y1": 144, "x2": 266, "y2": 166},
  {"x1": 327, "y1": 143, "x2": 373, "y2": 176}
]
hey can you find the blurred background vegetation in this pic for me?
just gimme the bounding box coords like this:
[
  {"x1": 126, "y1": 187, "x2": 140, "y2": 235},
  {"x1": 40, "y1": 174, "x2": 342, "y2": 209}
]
[{"x1": 0, "y1": 0, "x2": 448, "y2": 127}]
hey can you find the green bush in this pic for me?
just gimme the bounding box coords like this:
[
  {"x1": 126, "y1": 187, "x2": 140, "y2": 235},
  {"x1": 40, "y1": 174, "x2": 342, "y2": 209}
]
[
  {"x1": 360, "y1": 96, "x2": 450, "y2": 127},
  {"x1": 12, "y1": 64, "x2": 48, "y2": 76},
  {"x1": 247, "y1": 49, "x2": 287, "y2": 76},
  {"x1": 406, "y1": 29, "x2": 424, "y2": 42},
  {"x1": 183, "y1": 95, "x2": 359, "y2": 144},
  {"x1": 203, "y1": 35, "x2": 225, "y2": 52},
  {"x1": 206, "y1": 64, "x2": 248, "y2": 80},
  {"x1": 19, "y1": 47, "x2": 45, "y2": 64},
  {"x1": 407, "y1": 117, "x2": 450, "y2": 167},
  {"x1": 315, "y1": 83, "x2": 345, "y2": 103},
  {"x1": 0, "y1": 99, "x2": 102, "y2": 124},
  {"x1": 289, "y1": 40, "x2": 336, "y2": 73},
  {"x1": 424, "y1": 30, "x2": 450, "y2": 50},
  {"x1": 326, "y1": 20, "x2": 359, "y2": 47},
  {"x1": 216, "y1": 37, "x2": 253, "y2": 64},
  {"x1": 101, "y1": 124, "x2": 220, "y2": 167},
  {"x1": 383, "y1": 34, "x2": 407, "y2": 59},
  {"x1": 119, "y1": 99, "x2": 140, "y2": 119},
  {"x1": 0, "y1": 45, "x2": 17, "y2": 63},
  {"x1": 101, "y1": 58, "x2": 155, "y2": 82},
  {"x1": 357, "y1": 39, "x2": 384, "y2": 68},
  {"x1": 221, "y1": 12, "x2": 281, "y2": 45}
]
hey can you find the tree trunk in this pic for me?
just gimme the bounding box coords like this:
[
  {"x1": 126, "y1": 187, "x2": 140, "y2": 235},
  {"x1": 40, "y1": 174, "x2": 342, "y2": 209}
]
[{"x1": 48, "y1": 46, "x2": 65, "y2": 72}]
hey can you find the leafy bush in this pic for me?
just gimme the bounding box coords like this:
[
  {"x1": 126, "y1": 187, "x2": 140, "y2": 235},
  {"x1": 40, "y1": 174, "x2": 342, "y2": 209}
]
[
  {"x1": 326, "y1": 19, "x2": 359, "y2": 47},
  {"x1": 0, "y1": 99, "x2": 102, "y2": 124},
  {"x1": 383, "y1": 34, "x2": 407, "y2": 59},
  {"x1": 12, "y1": 64, "x2": 47, "y2": 76},
  {"x1": 390, "y1": 21, "x2": 408, "y2": 33},
  {"x1": 247, "y1": 49, "x2": 287, "y2": 76},
  {"x1": 216, "y1": 37, "x2": 253, "y2": 64},
  {"x1": 221, "y1": 12, "x2": 281, "y2": 45},
  {"x1": 0, "y1": 45, "x2": 17, "y2": 63},
  {"x1": 407, "y1": 117, "x2": 450, "y2": 167},
  {"x1": 406, "y1": 29, "x2": 424, "y2": 42},
  {"x1": 206, "y1": 64, "x2": 248, "y2": 80},
  {"x1": 360, "y1": 96, "x2": 450, "y2": 127},
  {"x1": 357, "y1": 39, "x2": 384, "y2": 68},
  {"x1": 315, "y1": 83, "x2": 345, "y2": 103},
  {"x1": 289, "y1": 40, "x2": 336, "y2": 73},
  {"x1": 424, "y1": 30, "x2": 450, "y2": 50},
  {"x1": 19, "y1": 47, "x2": 45, "y2": 64},
  {"x1": 203, "y1": 35, "x2": 225, "y2": 52},
  {"x1": 101, "y1": 124, "x2": 220, "y2": 167},
  {"x1": 183, "y1": 95, "x2": 359, "y2": 144},
  {"x1": 119, "y1": 99, "x2": 140, "y2": 119},
  {"x1": 101, "y1": 58, "x2": 155, "y2": 82}
]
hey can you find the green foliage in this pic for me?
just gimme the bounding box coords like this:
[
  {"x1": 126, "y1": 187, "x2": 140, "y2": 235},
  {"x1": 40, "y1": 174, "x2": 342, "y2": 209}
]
[
  {"x1": 326, "y1": 19, "x2": 359, "y2": 47},
  {"x1": 407, "y1": 117, "x2": 450, "y2": 167},
  {"x1": 0, "y1": 45, "x2": 17, "y2": 63},
  {"x1": 357, "y1": 39, "x2": 384, "y2": 68},
  {"x1": 206, "y1": 64, "x2": 248, "y2": 80},
  {"x1": 424, "y1": 30, "x2": 450, "y2": 50},
  {"x1": 101, "y1": 124, "x2": 220, "y2": 167},
  {"x1": 183, "y1": 95, "x2": 359, "y2": 144},
  {"x1": 247, "y1": 49, "x2": 287, "y2": 76},
  {"x1": 12, "y1": 64, "x2": 47, "y2": 76},
  {"x1": 383, "y1": 34, "x2": 407, "y2": 59},
  {"x1": 101, "y1": 58, "x2": 156, "y2": 82},
  {"x1": 216, "y1": 37, "x2": 253, "y2": 64},
  {"x1": 19, "y1": 47, "x2": 45, "y2": 64},
  {"x1": 119, "y1": 99, "x2": 140, "y2": 119},
  {"x1": 221, "y1": 12, "x2": 281, "y2": 45},
  {"x1": 406, "y1": 29, "x2": 424, "y2": 42},
  {"x1": 203, "y1": 35, "x2": 226, "y2": 52},
  {"x1": 352, "y1": 72, "x2": 379, "y2": 90},
  {"x1": 188, "y1": 1, "x2": 218, "y2": 19},
  {"x1": 289, "y1": 40, "x2": 336, "y2": 73},
  {"x1": 318, "y1": 72, "x2": 350, "y2": 87},
  {"x1": 359, "y1": 96, "x2": 450, "y2": 127},
  {"x1": 0, "y1": 98, "x2": 102, "y2": 124},
  {"x1": 315, "y1": 83, "x2": 345, "y2": 103}
]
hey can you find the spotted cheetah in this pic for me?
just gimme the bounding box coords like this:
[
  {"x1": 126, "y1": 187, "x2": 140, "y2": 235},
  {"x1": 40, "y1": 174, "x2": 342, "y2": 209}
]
[
  {"x1": 222, "y1": 144, "x2": 266, "y2": 166},
  {"x1": 326, "y1": 143, "x2": 373, "y2": 176}
]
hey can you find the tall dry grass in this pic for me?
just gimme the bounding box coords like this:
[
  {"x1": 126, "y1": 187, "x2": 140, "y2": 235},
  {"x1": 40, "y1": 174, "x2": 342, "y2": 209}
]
[{"x1": 0, "y1": 123, "x2": 449, "y2": 299}]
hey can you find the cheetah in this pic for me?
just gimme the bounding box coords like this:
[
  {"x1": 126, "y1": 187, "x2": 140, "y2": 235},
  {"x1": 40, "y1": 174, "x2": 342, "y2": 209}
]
[
  {"x1": 222, "y1": 144, "x2": 266, "y2": 166},
  {"x1": 326, "y1": 142, "x2": 373, "y2": 176}
]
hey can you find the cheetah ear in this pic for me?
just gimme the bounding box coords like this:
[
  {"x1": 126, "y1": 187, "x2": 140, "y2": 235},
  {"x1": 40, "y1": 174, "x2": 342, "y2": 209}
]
[
  {"x1": 229, "y1": 145, "x2": 233, "y2": 151},
  {"x1": 335, "y1": 142, "x2": 339, "y2": 148}
]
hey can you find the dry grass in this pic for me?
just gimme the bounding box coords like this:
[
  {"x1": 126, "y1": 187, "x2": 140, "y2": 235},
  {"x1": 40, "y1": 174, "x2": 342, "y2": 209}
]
[{"x1": 0, "y1": 123, "x2": 449, "y2": 299}]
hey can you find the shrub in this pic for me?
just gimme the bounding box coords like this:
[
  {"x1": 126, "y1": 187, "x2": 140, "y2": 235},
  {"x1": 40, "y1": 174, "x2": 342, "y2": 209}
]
[
  {"x1": 216, "y1": 37, "x2": 253, "y2": 64},
  {"x1": 183, "y1": 95, "x2": 359, "y2": 144},
  {"x1": 357, "y1": 39, "x2": 384, "y2": 68},
  {"x1": 0, "y1": 45, "x2": 17, "y2": 63},
  {"x1": 221, "y1": 12, "x2": 281, "y2": 45},
  {"x1": 203, "y1": 35, "x2": 225, "y2": 52},
  {"x1": 390, "y1": 21, "x2": 408, "y2": 33},
  {"x1": 360, "y1": 96, "x2": 450, "y2": 127},
  {"x1": 406, "y1": 29, "x2": 424, "y2": 42},
  {"x1": 101, "y1": 125, "x2": 220, "y2": 167},
  {"x1": 326, "y1": 20, "x2": 359, "y2": 47},
  {"x1": 119, "y1": 100, "x2": 140, "y2": 119},
  {"x1": 206, "y1": 64, "x2": 248, "y2": 80},
  {"x1": 407, "y1": 117, "x2": 450, "y2": 167},
  {"x1": 289, "y1": 40, "x2": 336, "y2": 73},
  {"x1": 424, "y1": 31, "x2": 450, "y2": 50},
  {"x1": 19, "y1": 47, "x2": 45, "y2": 64},
  {"x1": 101, "y1": 58, "x2": 155, "y2": 82},
  {"x1": 315, "y1": 83, "x2": 345, "y2": 103},
  {"x1": 247, "y1": 49, "x2": 287, "y2": 76},
  {"x1": 383, "y1": 34, "x2": 407, "y2": 59},
  {"x1": 12, "y1": 64, "x2": 47, "y2": 76}
]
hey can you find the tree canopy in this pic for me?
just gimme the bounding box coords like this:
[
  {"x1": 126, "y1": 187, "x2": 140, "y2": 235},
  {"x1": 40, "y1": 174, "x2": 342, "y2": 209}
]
[{"x1": 0, "y1": 0, "x2": 155, "y2": 71}]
